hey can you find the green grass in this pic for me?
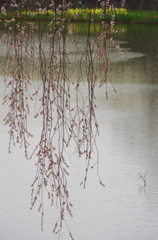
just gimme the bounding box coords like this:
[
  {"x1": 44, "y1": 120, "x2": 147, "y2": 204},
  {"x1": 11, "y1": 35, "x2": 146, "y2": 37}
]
[
  {"x1": 125, "y1": 10, "x2": 158, "y2": 23},
  {"x1": 0, "y1": 8, "x2": 158, "y2": 24}
]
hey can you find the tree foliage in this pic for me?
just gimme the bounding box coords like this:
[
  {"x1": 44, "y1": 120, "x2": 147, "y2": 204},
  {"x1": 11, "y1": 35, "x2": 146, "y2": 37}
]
[{"x1": 0, "y1": 0, "x2": 126, "y2": 238}]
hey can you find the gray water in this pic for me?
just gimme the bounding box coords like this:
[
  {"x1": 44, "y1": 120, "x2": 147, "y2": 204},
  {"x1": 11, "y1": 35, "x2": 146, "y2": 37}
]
[{"x1": 0, "y1": 24, "x2": 158, "y2": 240}]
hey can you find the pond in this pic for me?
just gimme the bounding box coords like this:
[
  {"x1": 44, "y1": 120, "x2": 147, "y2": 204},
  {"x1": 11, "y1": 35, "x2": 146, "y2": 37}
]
[{"x1": 0, "y1": 23, "x2": 158, "y2": 240}]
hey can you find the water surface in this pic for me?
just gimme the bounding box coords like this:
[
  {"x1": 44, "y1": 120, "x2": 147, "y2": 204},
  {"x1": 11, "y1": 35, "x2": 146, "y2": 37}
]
[{"x1": 0, "y1": 23, "x2": 158, "y2": 240}]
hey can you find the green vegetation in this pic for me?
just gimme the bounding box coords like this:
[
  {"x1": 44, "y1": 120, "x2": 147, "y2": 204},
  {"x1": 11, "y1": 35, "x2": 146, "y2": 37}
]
[
  {"x1": 125, "y1": 10, "x2": 158, "y2": 23},
  {"x1": 19, "y1": 8, "x2": 128, "y2": 22},
  {"x1": 0, "y1": 8, "x2": 158, "y2": 24}
]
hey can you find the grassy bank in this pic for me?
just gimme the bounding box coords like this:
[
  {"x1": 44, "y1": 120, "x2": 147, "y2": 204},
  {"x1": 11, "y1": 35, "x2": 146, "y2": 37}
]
[
  {"x1": 0, "y1": 8, "x2": 158, "y2": 24},
  {"x1": 126, "y1": 10, "x2": 158, "y2": 24}
]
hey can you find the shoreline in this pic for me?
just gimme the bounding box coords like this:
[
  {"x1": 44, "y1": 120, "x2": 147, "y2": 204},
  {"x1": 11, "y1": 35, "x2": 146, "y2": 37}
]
[
  {"x1": 0, "y1": 9, "x2": 158, "y2": 25},
  {"x1": 0, "y1": 17, "x2": 158, "y2": 25}
]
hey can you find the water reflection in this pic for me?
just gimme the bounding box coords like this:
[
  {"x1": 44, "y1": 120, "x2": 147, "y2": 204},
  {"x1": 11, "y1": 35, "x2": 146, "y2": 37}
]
[{"x1": 1, "y1": 23, "x2": 158, "y2": 84}]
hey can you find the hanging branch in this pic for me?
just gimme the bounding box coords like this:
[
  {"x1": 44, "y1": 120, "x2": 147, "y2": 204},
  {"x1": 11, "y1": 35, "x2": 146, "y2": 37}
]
[{"x1": 0, "y1": 0, "x2": 126, "y2": 239}]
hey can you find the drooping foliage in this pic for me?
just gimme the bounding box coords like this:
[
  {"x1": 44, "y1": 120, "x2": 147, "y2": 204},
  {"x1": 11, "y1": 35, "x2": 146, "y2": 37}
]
[{"x1": 0, "y1": 0, "x2": 125, "y2": 238}]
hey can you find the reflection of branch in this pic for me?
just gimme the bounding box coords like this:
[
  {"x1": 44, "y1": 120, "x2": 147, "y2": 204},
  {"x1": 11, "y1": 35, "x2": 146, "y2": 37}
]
[{"x1": 138, "y1": 171, "x2": 148, "y2": 186}]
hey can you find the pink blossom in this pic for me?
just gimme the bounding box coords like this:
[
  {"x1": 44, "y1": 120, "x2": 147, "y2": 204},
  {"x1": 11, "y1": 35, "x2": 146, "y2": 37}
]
[
  {"x1": 68, "y1": 30, "x2": 72, "y2": 35},
  {"x1": 74, "y1": 12, "x2": 78, "y2": 19},
  {"x1": 110, "y1": 37, "x2": 114, "y2": 43},
  {"x1": 1, "y1": 6, "x2": 7, "y2": 15},
  {"x1": 30, "y1": 12, "x2": 34, "y2": 17}
]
